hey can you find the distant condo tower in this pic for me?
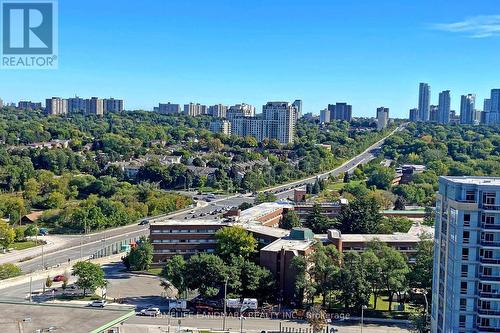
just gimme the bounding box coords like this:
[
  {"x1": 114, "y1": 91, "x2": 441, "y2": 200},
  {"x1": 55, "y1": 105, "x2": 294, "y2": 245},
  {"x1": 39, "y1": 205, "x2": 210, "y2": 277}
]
[
  {"x1": 418, "y1": 82, "x2": 431, "y2": 122},
  {"x1": 438, "y1": 90, "x2": 451, "y2": 124}
]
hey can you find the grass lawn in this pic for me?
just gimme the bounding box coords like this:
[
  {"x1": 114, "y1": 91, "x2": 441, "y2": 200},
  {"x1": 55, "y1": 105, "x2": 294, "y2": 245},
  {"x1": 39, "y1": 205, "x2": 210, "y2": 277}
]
[
  {"x1": 11, "y1": 241, "x2": 39, "y2": 251},
  {"x1": 146, "y1": 267, "x2": 162, "y2": 276}
]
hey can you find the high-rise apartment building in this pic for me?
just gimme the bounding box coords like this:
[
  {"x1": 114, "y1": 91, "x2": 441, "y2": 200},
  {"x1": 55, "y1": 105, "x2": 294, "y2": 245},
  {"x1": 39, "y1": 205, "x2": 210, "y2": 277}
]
[
  {"x1": 262, "y1": 101, "x2": 297, "y2": 144},
  {"x1": 86, "y1": 97, "x2": 104, "y2": 116},
  {"x1": 430, "y1": 105, "x2": 439, "y2": 122},
  {"x1": 438, "y1": 90, "x2": 451, "y2": 124},
  {"x1": 431, "y1": 176, "x2": 500, "y2": 333},
  {"x1": 409, "y1": 108, "x2": 419, "y2": 121},
  {"x1": 208, "y1": 104, "x2": 227, "y2": 118},
  {"x1": 231, "y1": 117, "x2": 270, "y2": 142},
  {"x1": 418, "y1": 83, "x2": 431, "y2": 122},
  {"x1": 67, "y1": 96, "x2": 87, "y2": 113},
  {"x1": 487, "y1": 89, "x2": 500, "y2": 125},
  {"x1": 328, "y1": 103, "x2": 352, "y2": 122},
  {"x1": 376, "y1": 107, "x2": 389, "y2": 130},
  {"x1": 292, "y1": 99, "x2": 303, "y2": 119},
  {"x1": 320, "y1": 109, "x2": 330, "y2": 123},
  {"x1": 103, "y1": 98, "x2": 124, "y2": 112},
  {"x1": 45, "y1": 97, "x2": 68, "y2": 115},
  {"x1": 460, "y1": 94, "x2": 476, "y2": 125},
  {"x1": 18, "y1": 101, "x2": 42, "y2": 110},
  {"x1": 209, "y1": 119, "x2": 231, "y2": 135},
  {"x1": 156, "y1": 102, "x2": 181, "y2": 114},
  {"x1": 184, "y1": 103, "x2": 205, "y2": 117},
  {"x1": 226, "y1": 103, "x2": 255, "y2": 121}
]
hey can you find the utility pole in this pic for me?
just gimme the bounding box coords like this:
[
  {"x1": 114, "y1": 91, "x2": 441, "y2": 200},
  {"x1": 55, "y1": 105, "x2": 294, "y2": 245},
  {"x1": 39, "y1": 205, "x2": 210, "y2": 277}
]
[
  {"x1": 223, "y1": 276, "x2": 229, "y2": 331},
  {"x1": 29, "y1": 276, "x2": 32, "y2": 303},
  {"x1": 361, "y1": 305, "x2": 367, "y2": 333},
  {"x1": 41, "y1": 244, "x2": 44, "y2": 269}
]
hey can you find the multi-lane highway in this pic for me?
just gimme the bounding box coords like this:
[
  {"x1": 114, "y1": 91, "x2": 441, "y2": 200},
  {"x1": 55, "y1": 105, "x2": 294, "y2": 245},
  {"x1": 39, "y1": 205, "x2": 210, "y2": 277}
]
[{"x1": 1, "y1": 125, "x2": 404, "y2": 276}]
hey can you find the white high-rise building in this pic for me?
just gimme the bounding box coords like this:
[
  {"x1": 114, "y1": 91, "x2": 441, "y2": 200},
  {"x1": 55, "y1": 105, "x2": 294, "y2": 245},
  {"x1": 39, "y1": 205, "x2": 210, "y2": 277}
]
[
  {"x1": 432, "y1": 176, "x2": 500, "y2": 332},
  {"x1": 86, "y1": 97, "x2": 104, "y2": 116},
  {"x1": 209, "y1": 119, "x2": 231, "y2": 135},
  {"x1": 460, "y1": 94, "x2": 476, "y2": 125},
  {"x1": 418, "y1": 82, "x2": 431, "y2": 122},
  {"x1": 227, "y1": 103, "x2": 255, "y2": 121},
  {"x1": 184, "y1": 103, "x2": 205, "y2": 117},
  {"x1": 262, "y1": 101, "x2": 297, "y2": 144},
  {"x1": 209, "y1": 104, "x2": 227, "y2": 118},
  {"x1": 320, "y1": 108, "x2": 330, "y2": 123},
  {"x1": 45, "y1": 97, "x2": 68, "y2": 115},
  {"x1": 376, "y1": 107, "x2": 389, "y2": 130}
]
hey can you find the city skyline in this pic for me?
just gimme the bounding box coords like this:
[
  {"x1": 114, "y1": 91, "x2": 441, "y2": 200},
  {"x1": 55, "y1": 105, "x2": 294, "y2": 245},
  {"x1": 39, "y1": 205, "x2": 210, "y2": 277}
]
[{"x1": 0, "y1": 0, "x2": 498, "y2": 118}]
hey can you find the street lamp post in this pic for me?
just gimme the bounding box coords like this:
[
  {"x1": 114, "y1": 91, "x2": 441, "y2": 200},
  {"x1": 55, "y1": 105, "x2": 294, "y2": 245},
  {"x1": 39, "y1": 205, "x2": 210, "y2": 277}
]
[
  {"x1": 223, "y1": 276, "x2": 229, "y2": 331},
  {"x1": 360, "y1": 305, "x2": 367, "y2": 333},
  {"x1": 239, "y1": 315, "x2": 245, "y2": 333}
]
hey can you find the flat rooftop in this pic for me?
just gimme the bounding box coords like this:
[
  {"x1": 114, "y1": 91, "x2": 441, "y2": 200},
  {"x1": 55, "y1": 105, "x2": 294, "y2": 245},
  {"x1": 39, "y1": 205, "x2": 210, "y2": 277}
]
[
  {"x1": 239, "y1": 202, "x2": 293, "y2": 223},
  {"x1": 340, "y1": 225, "x2": 434, "y2": 243},
  {"x1": 0, "y1": 302, "x2": 134, "y2": 333},
  {"x1": 151, "y1": 219, "x2": 229, "y2": 226},
  {"x1": 241, "y1": 224, "x2": 290, "y2": 238},
  {"x1": 261, "y1": 238, "x2": 315, "y2": 252},
  {"x1": 441, "y1": 176, "x2": 500, "y2": 186}
]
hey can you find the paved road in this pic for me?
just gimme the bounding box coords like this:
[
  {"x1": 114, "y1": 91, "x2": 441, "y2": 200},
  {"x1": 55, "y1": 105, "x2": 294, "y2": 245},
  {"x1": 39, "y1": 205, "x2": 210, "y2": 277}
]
[
  {"x1": 6, "y1": 125, "x2": 404, "y2": 274},
  {"x1": 265, "y1": 125, "x2": 404, "y2": 200},
  {"x1": 125, "y1": 316, "x2": 410, "y2": 333}
]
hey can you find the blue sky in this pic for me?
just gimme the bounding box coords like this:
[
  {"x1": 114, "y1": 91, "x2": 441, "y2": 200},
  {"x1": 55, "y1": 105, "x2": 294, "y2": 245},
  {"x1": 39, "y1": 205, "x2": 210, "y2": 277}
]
[{"x1": 1, "y1": 0, "x2": 499, "y2": 118}]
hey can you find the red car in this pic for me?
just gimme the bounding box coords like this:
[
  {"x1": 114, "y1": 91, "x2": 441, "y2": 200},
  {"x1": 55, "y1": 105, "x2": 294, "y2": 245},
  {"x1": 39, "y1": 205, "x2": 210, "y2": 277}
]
[{"x1": 53, "y1": 275, "x2": 66, "y2": 282}]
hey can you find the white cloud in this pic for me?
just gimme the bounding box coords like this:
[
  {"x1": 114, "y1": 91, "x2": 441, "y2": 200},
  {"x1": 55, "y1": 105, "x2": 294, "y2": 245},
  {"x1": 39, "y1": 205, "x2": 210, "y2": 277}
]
[{"x1": 431, "y1": 15, "x2": 500, "y2": 38}]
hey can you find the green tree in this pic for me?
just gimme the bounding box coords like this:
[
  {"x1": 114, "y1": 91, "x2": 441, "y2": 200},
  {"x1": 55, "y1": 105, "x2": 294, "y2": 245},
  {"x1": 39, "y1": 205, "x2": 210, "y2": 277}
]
[
  {"x1": 127, "y1": 238, "x2": 153, "y2": 271},
  {"x1": 337, "y1": 251, "x2": 370, "y2": 311},
  {"x1": 304, "y1": 204, "x2": 336, "y2": 233},
  {"x1": 336, "y1": 197, "x2": 382, "y2": 234},
  {"x1": 184, "y1": 254, "x2": 227, "y2": 297},
  {"x1": 361, "y1": 250, "x2": 383, "y2": 309},
  {"x1": 238, "y1": 202, "x2": 253, "y2": 211},
  {"x1": 24, "y1": 224, "x2": 39, "y2": 237},
  {"x1": 306, "y1": 304, "x2": 328, "y2": 333},
  {"x1": 72, "y1": 261, "x2": 107, "y2": 297},
  {"x1": 280, "y1": 210, "x2": 301, "y2": 229},
  {"x1": 14, "y1": 227, "x2": 25, "y2": 242},
  {"x1": 215, "y1": 226, "x2": 257, "y2": 262},
  {"x1": 161, "y1": 255, "x2": 187, "y2": 297},
  {"x1": 0, "y1": 221, "x2": 15, "y2": 249},
  {"x1": 370, "y1": 242, "x2": 410, "y2": 311},
  {"x1": 408, "y1": 239, "x2": 434, "y2": 291},
  {"x1": 45, "y1": 276, "x2": 53, "y2": 288},
  {"x1": 0, "y1": 263, "x2": 21, "y2": 279},
  {"x1": 309, "y1": 243, "x2": 340, "y2": 306},
  {"x1": 366, "y1": 165, "x2": 395, "y2": 190}
]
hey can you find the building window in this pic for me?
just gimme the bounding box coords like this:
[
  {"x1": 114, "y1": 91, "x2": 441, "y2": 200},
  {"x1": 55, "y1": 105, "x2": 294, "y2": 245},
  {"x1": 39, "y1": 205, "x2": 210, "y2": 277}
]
[
  {"x1": 459, "y1": 298, "x2": 466, "y2": 311},
  {"x1": 462, "y1": 248, "x2": 469, "y2": 260},
  {"x1": 463, "y1": 231, "x2": 470, "y2": 243},
  {"x1": 461, "y1": 265, "x2": 468, "y2": 277},
  {"x1": 463, "y1": 213, "x2": 470, "y2": 226},
  {"x1": 465, "y1": 190, "x2": 476, "y2": 202},
  {"x1": 459, "y1": 315, "x2": 466, "y2": 328},
  {"x1": 483, "y1": 192, "x2": 496, "y2": 205},
  {"x1": 460, "y1": 281, "x2": 467, "y2": 293}
]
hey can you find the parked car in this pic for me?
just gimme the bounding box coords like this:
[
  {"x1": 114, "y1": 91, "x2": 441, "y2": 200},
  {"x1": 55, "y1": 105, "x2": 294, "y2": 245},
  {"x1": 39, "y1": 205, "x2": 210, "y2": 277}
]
[
  {"x1": 139, "y1": 219, "x2": 149, "y2": 225},
  {"x1": 39, "y1": 228, "x2": 49, "y2": 236},
  {"x1": 53, "y1": 275, "x2": 66, "y2": 282},
  {"x1": 89, "y1": 300, "x2": 107, "y2": 308},
  {"x1": 139, "y1": 307, "x2": 161, "y2": 316}
]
